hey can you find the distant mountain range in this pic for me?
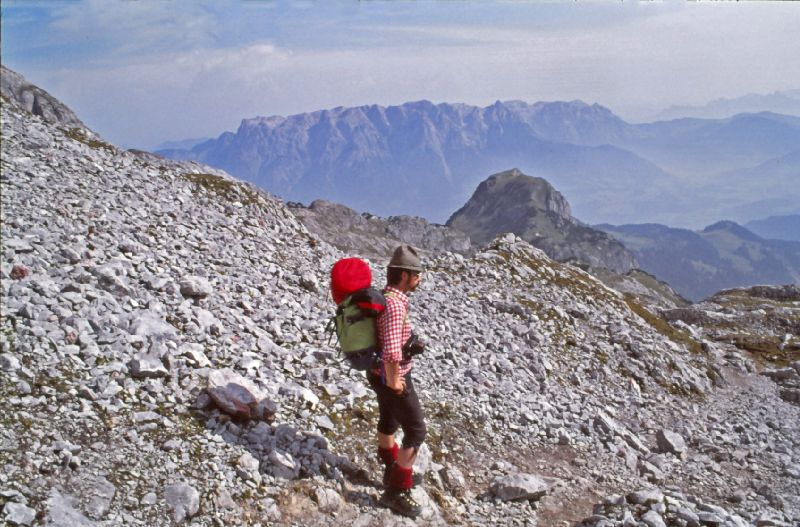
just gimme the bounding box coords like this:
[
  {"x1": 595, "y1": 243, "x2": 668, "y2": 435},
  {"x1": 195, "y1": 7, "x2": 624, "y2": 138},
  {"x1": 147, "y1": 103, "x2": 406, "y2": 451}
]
[
  {"x1": 154, "y1": 137, "x2": 211, "y2": 151},
  {"x1": 288, "y1": 169, "x2": 685, "y2": 306},
  {"x1": 745, "y1": 214, "x2": 800, "y2": 242},
  {"x1": 652, "y1": 89, "x2": 800, "y2": 121},
  {"x1": 598, "y1": 221, "x2": 800, "y2": 301},
  {"x1": 156, "y1": 100, "x2": 800, "y2": 227},
  {"x1": 289, "y1": 165, "x2": 799, "y2": 301}
]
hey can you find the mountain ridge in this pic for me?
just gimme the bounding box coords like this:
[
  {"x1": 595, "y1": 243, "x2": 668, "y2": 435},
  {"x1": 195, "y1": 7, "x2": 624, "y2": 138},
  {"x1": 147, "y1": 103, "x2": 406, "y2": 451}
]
[
  {"x1": 745, "y1": 214, "x2": 800, "y2": 242},
  {"x1": 599, "y1": 221, "x2": 800, "y2": 301},
  {"x1": 653, "y1": 89, "x2": 800, "y2": 121},
  {"x1": 157, "y1": 99, "x2": 800, "y2": 227}
]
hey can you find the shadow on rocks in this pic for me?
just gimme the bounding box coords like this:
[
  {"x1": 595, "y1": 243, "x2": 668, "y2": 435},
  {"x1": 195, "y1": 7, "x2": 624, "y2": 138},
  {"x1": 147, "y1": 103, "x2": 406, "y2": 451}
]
[{"x1": 191, "y1": 372, "x2": 388, "y2": 519}]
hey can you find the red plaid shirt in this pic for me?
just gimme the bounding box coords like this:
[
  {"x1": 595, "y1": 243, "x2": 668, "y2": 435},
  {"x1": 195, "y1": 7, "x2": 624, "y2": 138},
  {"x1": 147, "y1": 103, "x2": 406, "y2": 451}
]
[{"x1": 377, "y1": 286, "x2": 413, "y2": 377}]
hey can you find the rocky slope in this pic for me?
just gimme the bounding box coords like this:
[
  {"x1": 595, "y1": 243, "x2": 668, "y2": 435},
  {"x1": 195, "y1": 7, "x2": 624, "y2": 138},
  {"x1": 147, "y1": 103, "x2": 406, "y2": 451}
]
[
  {"x1": 447, "y1": 169, "x2": 637, "y2": 274},
  {"x1": 662, "y1": 285, "x2": 800, "y2": 403},
  {"x1": 287, "y1": 199, "x2": 472, "y2": 261},
  {"x1": 584, "y1": 268, "x2": 689, "y2": 311},
  {"x1": 1, "y1": 69, "x2": 799, "y2": 527},
  {"x1": 598, "y1": 222, "x2": 800, "y2": 302}
]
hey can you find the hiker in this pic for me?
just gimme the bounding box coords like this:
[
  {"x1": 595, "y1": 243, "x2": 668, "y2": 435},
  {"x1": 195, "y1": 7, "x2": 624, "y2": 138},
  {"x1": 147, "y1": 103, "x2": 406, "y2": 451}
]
[{"x1": 369, "y1": 244, "x2": 427, "y2": 518}]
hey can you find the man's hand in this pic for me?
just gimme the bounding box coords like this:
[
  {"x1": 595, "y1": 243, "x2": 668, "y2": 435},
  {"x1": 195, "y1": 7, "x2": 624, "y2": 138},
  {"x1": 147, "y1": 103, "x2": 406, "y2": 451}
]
[
  {"x1": 384, "y1": 362, "x2": 406, "y2": 395},
  {"x1": 386, "y1": 376, "x2": 406, "y2": 395}
]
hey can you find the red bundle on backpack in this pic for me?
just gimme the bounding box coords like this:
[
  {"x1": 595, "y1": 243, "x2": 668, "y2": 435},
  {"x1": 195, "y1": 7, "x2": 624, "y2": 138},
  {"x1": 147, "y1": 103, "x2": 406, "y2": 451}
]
[{"x1": 330, "y1": 258, "x2": 372, "y2": 305}]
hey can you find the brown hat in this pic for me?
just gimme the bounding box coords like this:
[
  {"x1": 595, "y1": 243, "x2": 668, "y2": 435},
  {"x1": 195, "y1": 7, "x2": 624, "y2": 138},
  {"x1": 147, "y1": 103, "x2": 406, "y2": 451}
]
[{"x1": 388, "y1": 244, "x2": 423, "y2": 272}]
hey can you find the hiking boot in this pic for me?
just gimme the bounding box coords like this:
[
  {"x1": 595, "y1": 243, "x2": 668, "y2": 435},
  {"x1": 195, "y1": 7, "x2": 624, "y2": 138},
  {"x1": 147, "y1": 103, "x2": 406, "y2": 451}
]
[
  {"x1": 379, "y1": 487, "x2": 422, "y2": 518},
  {"x1": 382, "y1": 463, "x2": 423, "y2": 488}
]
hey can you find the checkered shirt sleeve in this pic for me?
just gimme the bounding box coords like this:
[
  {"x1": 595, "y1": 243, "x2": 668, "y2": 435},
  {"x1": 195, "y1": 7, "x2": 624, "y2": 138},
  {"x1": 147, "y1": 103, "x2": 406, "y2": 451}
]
[{"x1": 378, "y1": 287, "x2": 413, "y2": 375}]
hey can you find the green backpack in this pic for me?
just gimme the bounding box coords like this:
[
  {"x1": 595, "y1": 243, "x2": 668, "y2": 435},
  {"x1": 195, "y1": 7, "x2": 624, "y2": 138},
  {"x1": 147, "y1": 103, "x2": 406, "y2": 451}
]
[{"x1": 331, "y1": 287, "x2": 387, "y2": 370}]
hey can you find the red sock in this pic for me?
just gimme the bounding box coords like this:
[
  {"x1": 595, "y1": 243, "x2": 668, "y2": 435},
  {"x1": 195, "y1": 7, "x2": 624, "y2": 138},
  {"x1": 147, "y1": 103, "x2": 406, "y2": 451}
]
[
  {"x1": 378, "y1": 443, "x2": 398, "y2": 465},
  {"x1": 389, "y1": 464, "x2": 413, "y2": 490}
]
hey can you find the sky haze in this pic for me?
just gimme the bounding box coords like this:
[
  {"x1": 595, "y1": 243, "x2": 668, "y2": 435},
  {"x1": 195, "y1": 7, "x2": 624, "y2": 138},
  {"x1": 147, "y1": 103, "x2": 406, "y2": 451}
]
[{"x1": 2, "y1": 0, "x2": 799, "y2": 149}]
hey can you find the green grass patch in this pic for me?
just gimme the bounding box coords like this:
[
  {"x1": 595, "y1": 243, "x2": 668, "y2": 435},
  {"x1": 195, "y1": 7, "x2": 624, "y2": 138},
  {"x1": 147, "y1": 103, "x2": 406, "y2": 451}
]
[
  {"x1": 63, "y1": 127, "x2": 115, "y2": 151},
  {"x1": 623, "y1": 294, "x2": 704, "y2": 355},
  {"x1": 719, "y1": 333, "x2": 800, "y2": 367},
  {"x1": 181, "y1": 172, "x2": 262, "y2": 206}
]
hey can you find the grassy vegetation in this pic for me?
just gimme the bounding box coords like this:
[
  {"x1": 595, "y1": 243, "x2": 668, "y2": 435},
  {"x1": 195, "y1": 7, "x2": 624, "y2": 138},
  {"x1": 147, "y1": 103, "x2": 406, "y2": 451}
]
[
  {"x1": 181, "y1": 172, "x2": 262, "y2": 206},
  {"x1": 720, "y1": 333, "x2": 800, "y2": 367},
  {"x1": 623, "y1": 294, "x2": 704, "y2": 355},
  {"x1": 63, "y1": 127, "x2": 115, "y2": 151}
]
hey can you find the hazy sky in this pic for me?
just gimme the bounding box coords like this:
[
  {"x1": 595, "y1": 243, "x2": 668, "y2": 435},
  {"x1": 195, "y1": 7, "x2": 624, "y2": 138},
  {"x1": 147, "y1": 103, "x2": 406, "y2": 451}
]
[{"x1": 3, "y1": 1, "x2": 799, "y2": 149}]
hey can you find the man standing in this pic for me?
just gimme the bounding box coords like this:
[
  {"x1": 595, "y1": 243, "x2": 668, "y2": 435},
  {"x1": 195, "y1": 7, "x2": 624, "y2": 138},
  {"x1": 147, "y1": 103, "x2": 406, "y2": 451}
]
[{"x1": 368, "y1": 244, "x2": 426, "y2": 518}]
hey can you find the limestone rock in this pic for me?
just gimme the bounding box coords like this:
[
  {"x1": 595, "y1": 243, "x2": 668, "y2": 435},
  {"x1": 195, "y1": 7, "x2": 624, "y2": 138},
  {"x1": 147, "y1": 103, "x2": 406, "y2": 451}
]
[
  {"x1": 489, "y1": 473, "x2": 549, "y2": 502},
  {"x1": 129, "y1": 353, "x2": 169, "y2": 379},
  {"x1": 3, "y1": 502, "x2": 37, "y2": 526},
  {"x1": 656, "y1": 429, "x2": 687, "y2": 457},
  {"x1": 85, "y1": 477, "x2": 116, "y2": 520},
  {"x1": 313, "y1": 488, "x2": 342, "y2": 513},
  {"x1": 268, "y1": 449, "x2": 299, "y2": 479},
  {"x1": 179, "y1": 276, "x2": 212, "y2": 298},
  {"x1": 164, "y1": 482, "x2": 200, "y2": 523},
  {"x1": 206, "y1": 369, "x2": 277, "y2": 420},
  {"x1": 640, "y1": 510, "x2": 666, "y2": 527},
  {"x1": 0, "y1": 353, "x2": 21, "y2": 371}
]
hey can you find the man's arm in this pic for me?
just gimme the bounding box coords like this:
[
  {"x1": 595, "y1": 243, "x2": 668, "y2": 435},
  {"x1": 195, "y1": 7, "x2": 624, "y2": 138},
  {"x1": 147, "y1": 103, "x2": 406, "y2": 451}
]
[
  {"x1": 378, "y1": 298, "x2": 407, "y2": 394},
  {"x1": 383, "y1": 361, "x2": 405, "y2": 394}
]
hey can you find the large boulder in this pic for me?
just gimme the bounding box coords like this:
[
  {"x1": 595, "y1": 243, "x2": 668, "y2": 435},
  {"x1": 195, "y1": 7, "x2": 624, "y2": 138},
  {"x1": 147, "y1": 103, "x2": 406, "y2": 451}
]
[
  {"x1": 206, "y1": 369, "x2": 278, "y2": 420},
  {"x1": 656, "y1": 429, "x2": 687, "y2": 457}
]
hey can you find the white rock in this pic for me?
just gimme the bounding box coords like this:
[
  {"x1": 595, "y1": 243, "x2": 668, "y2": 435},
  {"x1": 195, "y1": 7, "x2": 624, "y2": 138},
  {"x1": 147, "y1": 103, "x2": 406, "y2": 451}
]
[
  {"x1": 129, "y1": 353, "x2": 169, "y2": 379},
  {"x1": 656, "y1": 429, "x2": 687, "y2": 456},
  {"x1": 44, "y1": 490, "x2": 98, "y2": 526},
  {"x1": 268, "y1": 449, "x2": 299, "y2": 479},
  {"x1": 179, "y1": 276, "x2": 212, "y2": 298},
  {"x1": 164, "y1": 481, "x2": 200, "y2": 523},
  {"x1": 313, "y1": 488, "x2": 342, "y2": 513},
  {"x1": 641, "y1": 510, "x2": 667, "y2": 527},
  {"x1": 127, "y1": 310, "x2": 178, "y2": 340},
  {"x1": 0, "y1": 353, "x2": 21, "y2": 371},
  {"x1": 85, "y1": 477, "x2": 116, "y2": 520},
  {"x1": 3, "y1": 502, "x2": 36, "y2": 526}
]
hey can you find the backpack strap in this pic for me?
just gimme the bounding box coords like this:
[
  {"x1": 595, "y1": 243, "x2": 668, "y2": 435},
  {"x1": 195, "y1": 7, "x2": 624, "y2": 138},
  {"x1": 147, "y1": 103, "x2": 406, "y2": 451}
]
[{"x1": 382, "y1": 289, "x2": 409, "y2": 325}]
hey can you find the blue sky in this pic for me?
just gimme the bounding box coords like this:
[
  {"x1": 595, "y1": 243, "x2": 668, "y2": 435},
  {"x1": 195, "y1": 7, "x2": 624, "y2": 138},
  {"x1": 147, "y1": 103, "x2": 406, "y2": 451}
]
[{"x1": 3, "y1": 1, "x2": 799, "y2": 149}]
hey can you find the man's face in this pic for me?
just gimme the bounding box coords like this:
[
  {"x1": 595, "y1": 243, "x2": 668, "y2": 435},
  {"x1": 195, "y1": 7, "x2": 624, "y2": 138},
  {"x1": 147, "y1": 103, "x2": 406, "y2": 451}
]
[{"x1": 403, "y1": 270, "x2": 422, "y2": 293}]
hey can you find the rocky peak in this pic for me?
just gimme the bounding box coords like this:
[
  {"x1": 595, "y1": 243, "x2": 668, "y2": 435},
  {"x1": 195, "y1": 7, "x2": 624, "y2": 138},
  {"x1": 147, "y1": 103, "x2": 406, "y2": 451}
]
[
  {"x1": 1, "y1": 65, "x2": 86, "y2": 129},
  {"x1": 447, "y1": 168, "x2": 573, "y2": 238},
  {"x1": 447, "y1": 168, "x2": 637, "y2": 273}
]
